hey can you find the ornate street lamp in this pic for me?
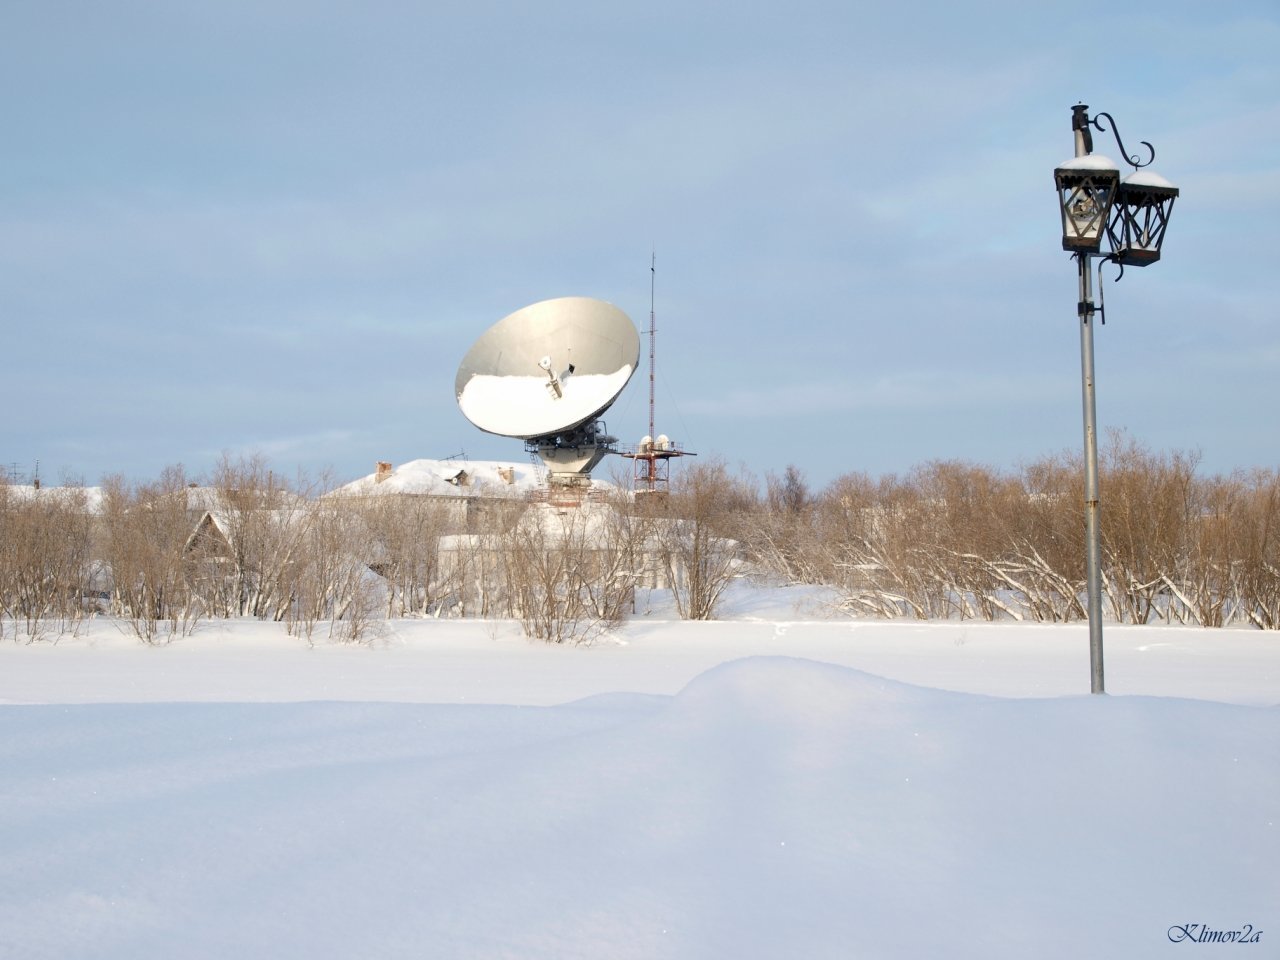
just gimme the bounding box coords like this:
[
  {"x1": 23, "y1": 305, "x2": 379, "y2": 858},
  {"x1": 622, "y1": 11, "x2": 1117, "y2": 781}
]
[{"x1": 1053, "y1": 103, "x2": 1178, "y2": 694}]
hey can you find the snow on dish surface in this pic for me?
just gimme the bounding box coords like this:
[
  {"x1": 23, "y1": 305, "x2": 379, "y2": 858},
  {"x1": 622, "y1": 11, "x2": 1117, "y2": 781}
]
[
  {"x1": 458, "y1": 366, "x2": 634, "y2": 438},
  {"x1": 1, "y1": 600, "x2": 1277, "y2": 959}
]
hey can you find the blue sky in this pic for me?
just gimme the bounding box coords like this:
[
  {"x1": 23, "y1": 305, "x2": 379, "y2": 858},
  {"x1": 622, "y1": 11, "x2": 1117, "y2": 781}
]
[{"x1": 2, "y1": 0, "x2": 1277, "y2": 490}]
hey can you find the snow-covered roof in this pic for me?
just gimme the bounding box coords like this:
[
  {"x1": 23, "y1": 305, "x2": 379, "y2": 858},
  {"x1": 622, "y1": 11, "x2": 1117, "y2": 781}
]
[
  {"x1": 329, "y1": 459, "x2": 544, "y2": 499},
  {"x1": 1, "y1": 484, "x2": 105, "y2": 514}
]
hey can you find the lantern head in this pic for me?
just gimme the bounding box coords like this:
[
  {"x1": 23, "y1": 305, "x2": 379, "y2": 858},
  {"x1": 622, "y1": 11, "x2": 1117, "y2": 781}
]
[
  {"x1": 1055, "y1": 154, "x2": 1121, "y2": 253},
  {"x1": 1106, "y1": 170, "x2": 1179, "y2": 267}
]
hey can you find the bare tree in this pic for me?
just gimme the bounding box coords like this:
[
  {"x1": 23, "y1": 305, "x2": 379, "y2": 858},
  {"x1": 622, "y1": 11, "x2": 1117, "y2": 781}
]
[
  {"x1": 658, "y1": 460, "x2": 747, "y2": 621},
  {"x1": 499, "y1": 501, "x2": 633, "y2": 643},
  {"x1": 1001, "y1": 453, "x2": 1086, "y2": 622},
  {"x1": 747, "y1": 464, "x2": 828, "y2": 586},
  {"x1": 284, "y1": 493, "x2": 381, "y2": 644},
  {"x1": 0, "y1": 478, "x2": 94, "y2": 641},
  {"x1": 208, "y1": 454, "x2": 313, "y2": 620},
  {"x1": 1226, "y1": 468, "x2": 1280, "y2": 629},
  {"x1": 1098, "y1": 435, "x2": 1200, "y2": 624},
  {"x1": 359, "y1": 494, "x2": 450, "y2": 618},
  {"x1": 99, "y1": 467, "x2": 202, "y2": 642}
]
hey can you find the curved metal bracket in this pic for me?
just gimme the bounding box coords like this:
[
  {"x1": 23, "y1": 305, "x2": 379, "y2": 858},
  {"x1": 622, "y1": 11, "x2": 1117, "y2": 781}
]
[
  {"x1": 1095, "y1": 257, "x2": 1127, "y2": 324},
  {"x1": 1101, "y1": 255, "x2": 1125, "y2": 285},
  {"x1": 1089, "y1": 112, "x2": 1155, "y2": 170}
]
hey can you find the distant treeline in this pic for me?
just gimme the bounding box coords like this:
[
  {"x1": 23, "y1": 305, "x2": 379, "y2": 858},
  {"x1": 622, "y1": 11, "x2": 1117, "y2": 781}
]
[
  {"x1": 748, "y1": 438, "x2": 1279, "y2": 630},
  {"x1": 1, "y1": 438, "x2": 1277, "y2": 643}
]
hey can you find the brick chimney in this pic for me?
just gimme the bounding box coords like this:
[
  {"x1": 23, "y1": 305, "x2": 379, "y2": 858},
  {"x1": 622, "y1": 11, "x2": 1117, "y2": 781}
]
[{"x1": 375, "y1": 461, "x2": 393, "y2": 483}]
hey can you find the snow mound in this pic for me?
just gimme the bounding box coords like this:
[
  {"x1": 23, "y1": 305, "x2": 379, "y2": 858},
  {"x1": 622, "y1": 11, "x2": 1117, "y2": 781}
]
[
  {"x1": 666, "y1": 654, "x2": 953, "y2": 718},
  {"x1": 2, "y1": 657, "x2": 1275, "y2": 959}
]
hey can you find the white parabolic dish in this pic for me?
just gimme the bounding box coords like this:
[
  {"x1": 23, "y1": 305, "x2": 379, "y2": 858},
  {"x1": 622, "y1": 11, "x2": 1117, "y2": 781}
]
[{"x1": 455, "y1": 297, "x2": 641, "y2": 440}]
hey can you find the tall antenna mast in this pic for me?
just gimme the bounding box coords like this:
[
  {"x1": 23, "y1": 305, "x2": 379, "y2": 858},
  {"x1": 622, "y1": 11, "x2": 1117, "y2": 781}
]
[
  {"x1": 620, "y1": 250, "x2": 695, "y2": 497},
  {"x1": 648, "y1": 250, "x2": 656, "y2": 446}
]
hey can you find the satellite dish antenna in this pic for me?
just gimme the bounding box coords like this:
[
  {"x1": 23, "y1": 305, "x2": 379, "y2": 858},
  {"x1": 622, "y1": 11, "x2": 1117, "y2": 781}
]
[{"x1": 455, "y1": 296, "x2": 640, "y2": 490}]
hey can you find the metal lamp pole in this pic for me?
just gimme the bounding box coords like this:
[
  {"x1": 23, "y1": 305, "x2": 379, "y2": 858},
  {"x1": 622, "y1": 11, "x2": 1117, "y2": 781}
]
[
  {"x1": 1077, "y1": 246, "x2": 1106, "y2": 694},
  {"x1": 1055, "y1": 103, "x2": 1179, "y2": 695},
  {"x1": 1070, "y1": 110, "x2": 1107, "y2": 695}
]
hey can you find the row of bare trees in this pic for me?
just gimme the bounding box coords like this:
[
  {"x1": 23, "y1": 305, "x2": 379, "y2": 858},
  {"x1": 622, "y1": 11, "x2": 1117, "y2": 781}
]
[
  {"x1": 0, "y1": 453, "x2": 745, "y2": 644},
  {"x1": 3, "y1": 441, "x2": 1278, "y2": 642},
  {"x1": 746, "y1": 438, "x2": 1280, "y2": 629},
  {"x1": 0, "y1": 457, "x2": 374, "y2": 643}
]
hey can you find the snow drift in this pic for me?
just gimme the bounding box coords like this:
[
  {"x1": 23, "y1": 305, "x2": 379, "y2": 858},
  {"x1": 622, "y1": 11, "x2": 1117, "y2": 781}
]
[{"x1": 2, "y1": 656, "x2": 1275, "y2": 960}]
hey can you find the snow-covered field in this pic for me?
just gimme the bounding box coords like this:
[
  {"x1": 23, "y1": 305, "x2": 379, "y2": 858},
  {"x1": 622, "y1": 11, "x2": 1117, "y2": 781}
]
[{"x1": 2, "y1": 584, "x2": 1277, "y2": 959}]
